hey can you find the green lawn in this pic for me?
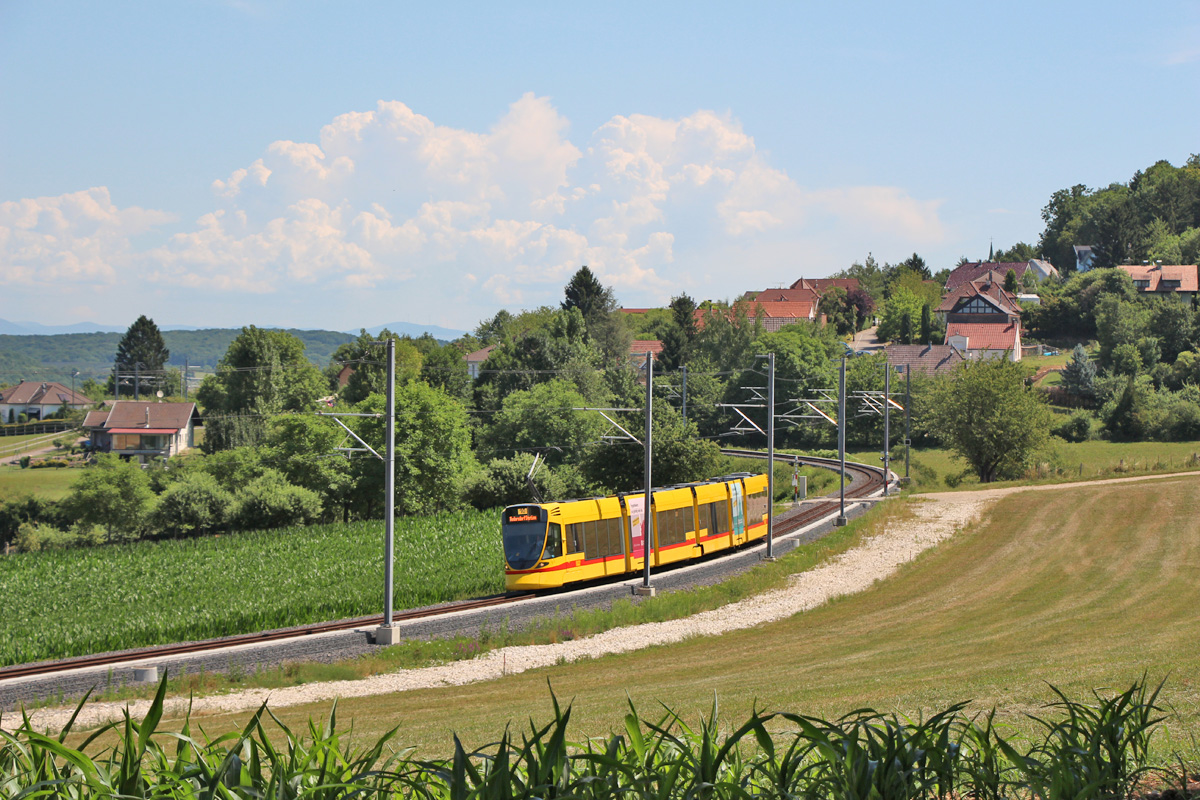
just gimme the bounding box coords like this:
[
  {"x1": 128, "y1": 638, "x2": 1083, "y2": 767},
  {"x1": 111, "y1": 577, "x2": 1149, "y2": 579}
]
[
  {"x1": 0, "y1": 464, "x2": 80, "y2": 500},
  {"x1": 861, "y1": 440, "x2": 1200, "y2": 493},
  {"x1": 176, "y1": 474, "x2": 1200, "y2": 761},
  {"x1": 0, "y1": 430, "x2": 83, "y2": 458}
]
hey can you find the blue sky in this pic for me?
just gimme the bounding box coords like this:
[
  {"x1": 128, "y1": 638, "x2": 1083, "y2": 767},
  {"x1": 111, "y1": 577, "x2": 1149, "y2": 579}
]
[{"x1": 2, "y1": 1, "x2": 1198, "y2": 334}]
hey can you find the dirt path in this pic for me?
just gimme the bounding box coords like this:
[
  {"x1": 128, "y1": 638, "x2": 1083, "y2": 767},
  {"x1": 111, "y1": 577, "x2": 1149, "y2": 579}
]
[{"x1": 14, "y1": 470, "x2": 1199, "y2": 732}]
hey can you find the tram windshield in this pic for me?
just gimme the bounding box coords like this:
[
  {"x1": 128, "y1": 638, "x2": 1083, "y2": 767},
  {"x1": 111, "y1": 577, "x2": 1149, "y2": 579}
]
[{"x1": 502, "y1": 505, "x2": 548, "y2": 570}]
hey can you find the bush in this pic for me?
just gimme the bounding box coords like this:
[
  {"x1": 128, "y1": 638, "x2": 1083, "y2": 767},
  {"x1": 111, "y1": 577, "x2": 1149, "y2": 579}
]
[
  {"x1": 232, "y1": 470, "x2": 322, "y2": 531},
  {"x1": 30, "y1": 458, "x2": 70, "y2": 469},
  {"x1": 15, "y1": 521, "x2": 104, "y2": 552},
  {"x1": 464, "y1": 454, "x2": 569, "y2": 510},
  {"x1": 150, "y1": 472, "x2": 233, "y2": 537},
  {"x1": 1052, "y1": 411, "x2": 1093, "y2": 443},
  {"x1": 18, "y1": 456, "x2": 30, "y2": 469},
  {"x1": 65, "y1": 453, "x2": 155, "y2": 542}
]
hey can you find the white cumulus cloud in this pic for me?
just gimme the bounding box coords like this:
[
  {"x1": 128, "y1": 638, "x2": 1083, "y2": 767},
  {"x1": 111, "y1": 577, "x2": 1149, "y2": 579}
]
[{"x1": 2, "y1": 96, "x2": 948, "y2": 328}]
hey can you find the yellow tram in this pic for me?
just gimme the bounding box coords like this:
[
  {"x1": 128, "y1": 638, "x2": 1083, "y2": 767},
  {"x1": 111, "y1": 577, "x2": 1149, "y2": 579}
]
[{"x1": 503, "y1": 473, "x2": 770, "y2": 590}]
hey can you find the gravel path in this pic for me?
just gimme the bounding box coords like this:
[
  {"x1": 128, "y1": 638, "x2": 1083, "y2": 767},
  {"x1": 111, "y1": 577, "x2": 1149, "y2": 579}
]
[{"x1": 21, "y1": 470, "x2": 1197, "y2": 733}]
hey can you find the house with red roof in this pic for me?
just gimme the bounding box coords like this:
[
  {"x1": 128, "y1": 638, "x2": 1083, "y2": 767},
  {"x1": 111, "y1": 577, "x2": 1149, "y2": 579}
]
[
  {"x1": 944, "y1": 260, "x2": 1058, "y2": 292},
  {"x1": 1117, "y1": 263, "x2": 1198, "y2": 300},
  {"x1": 0, "y1": 381, "x2": 93, "y2": 422},
  {"x1": 82, "y1": 401, "x2": 198, "y2": 464},
  {"x1": 937, "y1": 270, "x2": 1024, "y2": 361},
  {"x1": 789, "y1": 277, "x2": 861, "y2": 294},
  {"x1": 464, "y1": 344, "x2": 497, "y2": 380}
]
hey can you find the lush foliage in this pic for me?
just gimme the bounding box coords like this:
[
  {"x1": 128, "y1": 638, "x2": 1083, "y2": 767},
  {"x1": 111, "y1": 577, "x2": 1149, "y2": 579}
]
[
  {"x1": 1039, "y1": 156, "x2": 1200, "y2": 271},
  {"x1": 0, "y1": 510, "x2": 501, "y2": 666},
  {"x1": 0, "y1": 677, "x2": 1172, "y2": 800},
  {"x1": 923, "y1": 359, "x2": 1052, "y2": 482}
]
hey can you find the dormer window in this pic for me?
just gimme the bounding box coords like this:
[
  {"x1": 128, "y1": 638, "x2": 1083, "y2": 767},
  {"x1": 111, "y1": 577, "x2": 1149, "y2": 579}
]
[
  {"x1": 1160, "y1": 280, "x2": 1180, "y2": 290},
  {"x1": 1134, "y1": 280, "x2": 1150, "y2": 289}
]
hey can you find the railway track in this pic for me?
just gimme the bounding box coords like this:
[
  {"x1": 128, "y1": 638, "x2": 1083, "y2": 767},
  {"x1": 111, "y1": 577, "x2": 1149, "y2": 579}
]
[
  {"x1": 0, "y1": 594, "x2": 534, "y2": 683},
  {"x1": 0, "y1": 453, "x2": 889, "y2": 685},
  {"x1": 720, "y1": 449, "x2": 891, "y2": 537}
]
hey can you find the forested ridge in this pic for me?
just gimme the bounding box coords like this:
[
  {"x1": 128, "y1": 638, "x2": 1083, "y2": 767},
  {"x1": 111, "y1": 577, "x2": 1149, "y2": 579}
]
[{"x1": 0, "y1": 328, "x2": 357, "y2": 385}]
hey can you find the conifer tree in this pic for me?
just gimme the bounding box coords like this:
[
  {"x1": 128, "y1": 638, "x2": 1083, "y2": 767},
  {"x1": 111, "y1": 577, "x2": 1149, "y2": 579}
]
[{"x1": 107, "y1": 315, "x2": 170, "y2": 397}]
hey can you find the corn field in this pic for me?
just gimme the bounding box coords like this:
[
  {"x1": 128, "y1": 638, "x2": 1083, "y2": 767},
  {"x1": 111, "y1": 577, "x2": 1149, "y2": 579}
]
[
  {"x1": 0, "y1": 510, "x2": 503, "y2": 667},
  {"x1": 0, "y1": 677, "x2": 1183, "y2": 799}
]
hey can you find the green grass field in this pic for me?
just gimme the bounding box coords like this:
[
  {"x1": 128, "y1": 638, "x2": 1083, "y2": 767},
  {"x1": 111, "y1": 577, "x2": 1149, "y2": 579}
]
[
  {"x1": 0, "y1": 511, "x2": 503, "y2": 666},
  {"x1": 0, "y1": 464, "x2": 80, "y2": 500},
  {"x1": 859, "y1": 440, "x2": 1200, "y2": 493},
  {"x1": 177, "y1": 473, "x2": 1200, "y2": 759}
]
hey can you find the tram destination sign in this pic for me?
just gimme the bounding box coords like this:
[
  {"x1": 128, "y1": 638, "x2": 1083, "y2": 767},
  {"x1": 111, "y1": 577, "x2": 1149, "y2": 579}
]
[{"x1": 505, "y1": 507, "x2": 544, "y2": 524}]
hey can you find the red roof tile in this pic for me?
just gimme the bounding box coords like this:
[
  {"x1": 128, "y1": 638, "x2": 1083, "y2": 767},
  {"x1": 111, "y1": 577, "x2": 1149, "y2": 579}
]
[
  {"x1": 83, "y1": 401, "x2": 196, "y2": 432},
  {"x1": 1118, "y1": 264, "x2": 1199, "y2": 293},
  {"x1": 749, "y1": 300, "x2": 815, "y2": 319},
  {"x1": 945, "y1": 321, "x2": 1021, "y2": 351},
  {"x1": 937, "y1": 270, "x2": 1022, "y2": 315},
  {"x1": 788, "y1": 278, "x2": 861, "y2": 293},
  {"x1": 945, "y1": 261, "x2": 1032, "y2": 292},
  {"x1": 630, "y1": 339, "x2": 664, "y2": 355},
  {"x1": 0, "y1": 380, "x2": 92, "y2": 406},
  {"x1": 884, "y1": 344, "x2": 965, "y2": 376}
]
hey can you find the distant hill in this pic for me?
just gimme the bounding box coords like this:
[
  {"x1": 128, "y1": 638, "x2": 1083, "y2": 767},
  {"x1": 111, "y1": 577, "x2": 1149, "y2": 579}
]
[
  {"x1": 352, "y1": 321, "x2": 466, "y2": 340},
  {"x1": 0, "y1": 317, "x2": 469, "y2": 387},
  {"x1": 0, "y1": 328, "x2": 357, "y2": 386}
]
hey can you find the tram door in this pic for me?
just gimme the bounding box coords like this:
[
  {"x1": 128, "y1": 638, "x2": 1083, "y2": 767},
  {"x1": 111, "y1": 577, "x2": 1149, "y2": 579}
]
[{"x1": 730, "y1": 481, "x2": 745, "y2": 544}]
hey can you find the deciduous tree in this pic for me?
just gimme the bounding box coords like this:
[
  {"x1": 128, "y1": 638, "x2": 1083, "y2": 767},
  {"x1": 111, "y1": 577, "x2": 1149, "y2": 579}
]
[{"x1": 923, "y1": 358, "x2": 1052, "y2": 482}]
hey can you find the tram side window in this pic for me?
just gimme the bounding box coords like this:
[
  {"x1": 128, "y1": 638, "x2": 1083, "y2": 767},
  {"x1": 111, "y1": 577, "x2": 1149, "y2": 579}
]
[
  {"x1": 545, "y1": 523, "x2": 563, "y2": 559},
  {"x1": 746, "y1": 490, "x2": 768, "y2": 522},
  {"x1": 655, "y1": 507, "x2": 691, "y2": 547},
  {"x1": 597, "y1": 517, "x2": 618, "y2": 557},
  {"x1": 704, "y1": 500, "x2": 730, "y2": 535},
  {"x1": 566, "y1": 523, "x2": 583, "y2": 555}
]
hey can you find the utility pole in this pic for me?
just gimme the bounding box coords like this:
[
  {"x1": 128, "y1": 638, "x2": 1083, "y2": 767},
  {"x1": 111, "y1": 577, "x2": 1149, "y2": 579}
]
[
  {"x1": 761, "y1": 352, "x2": 776, "y2": 559},
  {"x1": 134, "y1": 363, "x2": 140, "y2": 401},
  {"x1": 182, "y1": 359, "x2": 188, "y2": 399},
  {"x1": 883, "y1": 365, "x2": 891, "y2": 496},
  {"x1": 904, "y1": 365, "x2": 911, "y2": 484},
  {"x1": 379, "y1": 337, "x2": 397, "y2": 642},
  {"x1": 71, "y1": 369, "x2": 79, "y2": 404},
  {"x1": 636, "y1": 351, "x2": 655, "y2": 596},
  {"x1": 836, "y1": 356, "x2": 848, "y2": 526},
  {"x1": 680, "y1": 364, "x2": 687, "y2": 424}
]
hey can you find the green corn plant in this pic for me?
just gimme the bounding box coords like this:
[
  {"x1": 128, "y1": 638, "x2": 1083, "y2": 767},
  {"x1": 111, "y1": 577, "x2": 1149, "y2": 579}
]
[
  {"x1": 996, "y1": 677, "x2": 1167, "y2": 800},
  {"x1": 638, "y1": 697, "x2": 764, "y2": 800},
  {"x1": 956, "y1": 709, "x2": 1013, "y2": 800}
]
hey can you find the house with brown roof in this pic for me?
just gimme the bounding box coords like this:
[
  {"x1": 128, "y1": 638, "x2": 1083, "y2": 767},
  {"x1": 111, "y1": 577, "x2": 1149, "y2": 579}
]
[
  {"x1": 884, "y1": 344, "x2": 966, "y2": 377},
  {"x1": 944, "y1": 260, "x2": 1058, "y2": 292},
  {"x1": 1117, "y1": 263, "x2": 1199, "y2": 300},
  {"x1": 788, "y1": 277, "x2": 861, "y2": 294},
  {"x1": 464, "y1": 344, "x2": 497, "y2": 380},
  {"x1": 82, "y1": 401, "x2": 198, "y2": 464},
  {"x1": 937, "y1": 270, "x2": 1024, "y2": 361},
  {"x1": 0, "y1": 381, "x2": 93, "y2": 422}
]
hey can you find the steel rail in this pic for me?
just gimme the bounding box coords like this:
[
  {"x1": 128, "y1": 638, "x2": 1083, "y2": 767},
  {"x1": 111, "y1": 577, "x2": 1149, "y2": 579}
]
[{"x1": 0, "y1": 593, "x2": 534, "y2": 682}]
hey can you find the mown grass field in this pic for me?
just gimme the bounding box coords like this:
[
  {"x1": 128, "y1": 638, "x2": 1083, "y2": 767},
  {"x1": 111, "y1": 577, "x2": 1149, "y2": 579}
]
[
  {"x1": 179, "y1": 473, "x2": 1200, "y2": 758},
  {"x1": 0, "y1": 510, "x2": 503, "y2": 666},
  {"x1": 0, "y1": 463, "x2": 79, "y2": 500},
  {"x1": 859, "y1": 440, "x2": 1200, "y2": 493}
]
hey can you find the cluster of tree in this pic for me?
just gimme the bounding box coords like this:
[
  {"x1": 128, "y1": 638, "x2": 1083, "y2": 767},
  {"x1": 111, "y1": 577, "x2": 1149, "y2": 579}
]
[
  {"x1": 829, "y1": 253, "x2": 947, "y2": 344},
  {"x1": 1039, "y1": 157, "x2": 1200, "y2": 272}
]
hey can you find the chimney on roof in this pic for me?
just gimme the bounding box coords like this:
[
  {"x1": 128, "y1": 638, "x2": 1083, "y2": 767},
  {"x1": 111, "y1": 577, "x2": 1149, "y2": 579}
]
[{"x1": 145, "y1": 407, "x2": 150, "y2": 427}]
